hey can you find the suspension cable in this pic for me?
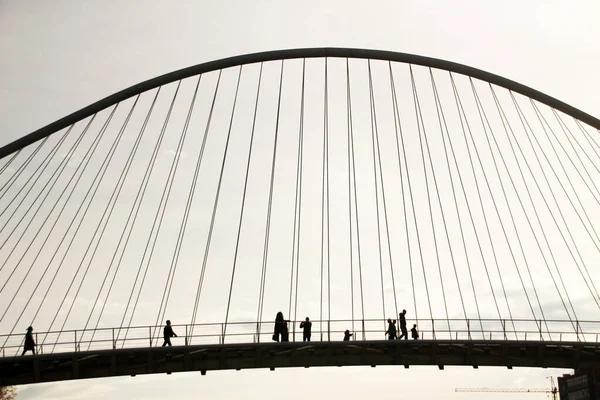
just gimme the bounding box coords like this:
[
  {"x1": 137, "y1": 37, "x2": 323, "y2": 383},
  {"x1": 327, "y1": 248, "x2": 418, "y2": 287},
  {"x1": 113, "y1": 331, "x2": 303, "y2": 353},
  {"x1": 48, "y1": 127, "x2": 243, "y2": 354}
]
[
  {"x1": 0, "y1": 137, "x2": 49, "y2": 202},
  {"x1": 484, "y1": 84, "x2": 576, "y2": 332},
  {"x1": 367, "y1": 60, "x2": 388, "y2": 324},
  {"x1": 325, "y1": 59, "x2": 332, "y2": 326},
  {"x1": 186, "y1": 72, "x2": 223, "y2": 338},
  {"x1": 5, "y1": 98, "x2": 140, "y2": 347},
  {"x1": 371, "y1": 65, "x2": 400, "y2": 321},
  {"x1": 0, "y1": 148, "x2": 22, "y2": 175},
  {"x1": 411, "y1": 66, "x2": 453, "y2": 331},
  {"x1": 467, "y1": 80, "x2": 551, "y2": 332},
  {"x1": 84, "y1": 82, "x2": 182, "y2": 348},
  {"x1": 510, "y1": 94, "x2": 600, "y2": 311},
  {"x1": 38, "y1": 90, "x2": 160, "y2": 347},
  {"x1": 346, "y1": 59, "x2": 366, "y2": 330},
  {"x1": 256, "y1": 60, "x2": 285, "y2": 332},
  {"x1": 0, "y1": 104, "x2": 121, "y2": 328},
  {"x1": 0, "y1": 141, "x2": 49, "y2": 219},
  {"x1": 201, "y1": 66, "x2": 243, "y2": 340},
  {"x1": 53, "y1": 83, "x2": 178, "y2": 348},
  {"x1": 28, "y1": 95, "x2": 142, "y2": 332},
  {"x1": 405, "y1": 66, "x2": 434, "y2": 321},
  {"x1": 0, "y1": 127, "x2": 75, "y2": 251},
  {"x1": 291, "y1": 60, "x2": 305, "y2": 326},
  {"x1": 533, "y1": 103, "x2": 600, "y2": 250},
  {"x1": 0, "y1": 114, "x2": 98, "y2": 289},
  {"x1": 428, "y1": 69, "x2": 469, "y2": 325},
  {"x1": 388, "y1": 63, "x2": 418, "y2": 322}
]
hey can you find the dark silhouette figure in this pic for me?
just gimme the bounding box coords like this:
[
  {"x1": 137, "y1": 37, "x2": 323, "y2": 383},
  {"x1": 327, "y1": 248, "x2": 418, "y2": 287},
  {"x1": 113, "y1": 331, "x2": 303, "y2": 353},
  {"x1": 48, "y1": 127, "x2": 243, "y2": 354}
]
[
  {"x1": 411, "y1": 324, "x2": 419, "y2": 340},
  {"x1": 281, "y1": 321, "x2": 290, "y2": 342},
  {"x1": 273, "y1": 312, "x2": 285, "y2": 342},
  {"x1": 398, "y1": 309, "x2": 408, "y2": 340},
  {"x1": 343, "y1": 329, "x2": 353, "y2": 341},
  {"x1": 385, "y1": 318, "x2": 397, "y2": 340},
  {"x1": 300, "y1": 317, "x2": 312, "y2": 342},
  {"x1": 162, "y1": 320, "x2": 177, "y2": 346},
  {"x1": 22, "y1": 326, "x2": 35, "y2": 355}
]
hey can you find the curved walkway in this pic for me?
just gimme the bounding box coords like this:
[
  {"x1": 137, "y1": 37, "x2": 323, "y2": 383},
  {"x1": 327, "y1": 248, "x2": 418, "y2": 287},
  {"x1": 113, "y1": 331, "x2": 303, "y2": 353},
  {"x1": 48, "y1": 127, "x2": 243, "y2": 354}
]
[{"x1": 1, "y1": 339, "x2": 597, "y2": 386}]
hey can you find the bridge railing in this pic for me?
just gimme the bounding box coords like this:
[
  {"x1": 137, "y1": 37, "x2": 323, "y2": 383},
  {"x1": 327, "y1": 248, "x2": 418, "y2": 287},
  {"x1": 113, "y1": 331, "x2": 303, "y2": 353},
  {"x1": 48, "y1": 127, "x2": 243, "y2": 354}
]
[{"x1": 0, "y1": 318, "x2": 597, "y2": 357}]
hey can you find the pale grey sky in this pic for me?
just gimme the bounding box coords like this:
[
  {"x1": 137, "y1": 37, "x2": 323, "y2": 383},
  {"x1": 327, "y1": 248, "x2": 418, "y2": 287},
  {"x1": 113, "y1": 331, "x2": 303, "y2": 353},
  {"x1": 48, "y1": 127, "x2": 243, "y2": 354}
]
[{"x1": 1, "y1": 0, "x2": 599, "y2": 398}]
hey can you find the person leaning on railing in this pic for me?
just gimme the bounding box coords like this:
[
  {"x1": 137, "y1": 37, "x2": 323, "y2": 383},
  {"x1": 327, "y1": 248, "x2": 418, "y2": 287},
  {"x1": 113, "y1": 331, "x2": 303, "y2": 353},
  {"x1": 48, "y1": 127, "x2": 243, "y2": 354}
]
[
  {"x1": 299, "y1": 317, "x2": 312, "y2": 342},
  {"x1": 343, "y1": 330, "x2": 353, "y2": 341}
]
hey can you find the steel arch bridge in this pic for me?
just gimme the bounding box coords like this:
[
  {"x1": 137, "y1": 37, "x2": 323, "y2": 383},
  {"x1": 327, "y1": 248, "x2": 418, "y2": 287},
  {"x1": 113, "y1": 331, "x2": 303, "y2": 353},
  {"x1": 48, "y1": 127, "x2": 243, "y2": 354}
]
[{"x1": 1, "y1": 48, "x2": 600, "y2": 386}]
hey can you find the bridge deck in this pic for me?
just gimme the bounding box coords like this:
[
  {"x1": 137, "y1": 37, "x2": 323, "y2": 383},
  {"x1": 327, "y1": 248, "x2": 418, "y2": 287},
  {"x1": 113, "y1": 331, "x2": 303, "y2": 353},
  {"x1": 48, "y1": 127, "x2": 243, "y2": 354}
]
[{"x1": 1, "y1": 340, "x2": 598, "y2": 386}]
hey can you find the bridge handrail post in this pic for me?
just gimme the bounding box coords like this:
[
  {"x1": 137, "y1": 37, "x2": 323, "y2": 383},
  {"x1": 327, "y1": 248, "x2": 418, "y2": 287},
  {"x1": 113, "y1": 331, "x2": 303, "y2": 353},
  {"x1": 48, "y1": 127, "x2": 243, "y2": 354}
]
[
  {"x1": 185, "y1": 325, "x2": 189, "y2": 346},
  {"x1": 502, "y1": 319, "x2": 506, "y2": 340},
  {"x1": 467, "y1": 319, "x2": 471, "y2": 340},
  {"x1": 112, "y1": 328, "x2": 116, "y2": 350},
  {"x1": 74, "y1": 330, "x2": 77, "y2": 352},
  {"x1": 576, "y1": 320, "x2": 581, "y2": 342},
  {"x1": 327, "y1": 320, "x2": 331, "y2": 342},
  {"x1": 256, "y1": 321, "x2": 261, "y2": 343},
  {"x1": 432, "y1": 319, "x2": 435, "y2": 340},
  {"x1": 293, "y1": 320, "x2": 296, "y2": 343},
  {"x1": 36, "y1": 333, "x2": 39, "y2": 354},
  {"x1": 149, "y1": 326, "x2": 152, "y2": 348},
  {"x1": 222, "y1": 323, "x2": 225, "y2": 344},
  {"x1": 361, "y1": 319, "x2": 365, "y2": 341},
  {"x1": 539, "y1": 319, "x2": 542, "y2": 341}
]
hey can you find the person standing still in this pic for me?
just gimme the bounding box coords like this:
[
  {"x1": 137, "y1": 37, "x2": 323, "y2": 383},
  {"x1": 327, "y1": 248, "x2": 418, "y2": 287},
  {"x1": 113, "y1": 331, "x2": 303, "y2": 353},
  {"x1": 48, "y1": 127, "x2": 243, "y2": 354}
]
[
  {"x1": 162, "y1": 320, "x2": 177, "y2": 346},
  {"x1": 398, "y1": 309, "x2": 408, "y2": 340},
  {"x1": 282, "y1": 321, "x2": 290, "y2": 342},
  {"x1": 411, "y1": 324, "x2": 419, "y2": 340},
  {"x1": 385, "y1": 318, "x2": 397, "y2": 340},
  {"x1": 300, "y1": 317, "x2": 312, "y2": 342},
  {"x1": 273, "y1": 312, "x2": 284, "y2": 342}
]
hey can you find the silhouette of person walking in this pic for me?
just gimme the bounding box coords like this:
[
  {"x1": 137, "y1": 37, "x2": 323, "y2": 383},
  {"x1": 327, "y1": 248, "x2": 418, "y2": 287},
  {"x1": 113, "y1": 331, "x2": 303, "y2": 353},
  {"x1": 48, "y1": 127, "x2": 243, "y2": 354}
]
[
  {"x1": 385, "y1": 318, "x2": 397, "y2": 340},
  {"x1": 300, "y1": 317, "x2": 312, "y2": 342},
  {"x1": 411, "y1": 324, "x2": 419, "y2": 340},
  {"x1": 273, "y1": 311, "x2": 285, "y2": 342},
  {"x1": 162, "y1": 320, "x2": 177, "y2": 346},
  {"x1": 398, "y1": 309, "x2": 408, "y2": 340},
  {"x1": 22, "y1": 326, "x2": 35, "y2": 355},
  {"x1": 343, "y1": 329, "x2": 353, "y2": 341}
]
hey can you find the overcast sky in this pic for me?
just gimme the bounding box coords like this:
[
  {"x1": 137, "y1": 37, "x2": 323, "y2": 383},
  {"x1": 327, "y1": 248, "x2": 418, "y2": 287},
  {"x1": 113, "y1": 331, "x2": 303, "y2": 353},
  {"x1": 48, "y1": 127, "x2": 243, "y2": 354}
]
[{"x1": 1, "y1": 0, "x2": 599, "y2": 399}]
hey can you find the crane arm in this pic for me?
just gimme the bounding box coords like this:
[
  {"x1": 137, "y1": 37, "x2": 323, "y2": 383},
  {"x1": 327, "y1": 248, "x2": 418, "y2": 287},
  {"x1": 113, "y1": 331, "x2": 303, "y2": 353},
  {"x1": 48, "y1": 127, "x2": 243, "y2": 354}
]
[{"x1": 455, "y1": 388, "x2": 550, "y2": 393}]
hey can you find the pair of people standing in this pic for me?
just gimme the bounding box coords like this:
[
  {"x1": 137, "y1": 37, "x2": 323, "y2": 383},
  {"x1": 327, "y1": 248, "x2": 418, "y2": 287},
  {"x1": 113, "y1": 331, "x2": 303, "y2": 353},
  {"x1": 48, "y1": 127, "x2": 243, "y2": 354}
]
[
  {"x1": 398, "y1": 309, "x2": 419, "y2": 340},
  {"x1": 386, "y1": 319, "x2": 397, "y2": 340},
  {"x1": 274, "y1": 313, "x2": 314, "y2": 342}
]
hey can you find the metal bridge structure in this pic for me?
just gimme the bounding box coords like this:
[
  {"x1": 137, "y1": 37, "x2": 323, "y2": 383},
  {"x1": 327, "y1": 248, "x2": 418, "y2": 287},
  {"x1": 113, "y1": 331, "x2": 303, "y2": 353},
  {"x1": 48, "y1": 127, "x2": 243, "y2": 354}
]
[{"x1": 1, "y1": 48, "x2": 600, "y2": 386}]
